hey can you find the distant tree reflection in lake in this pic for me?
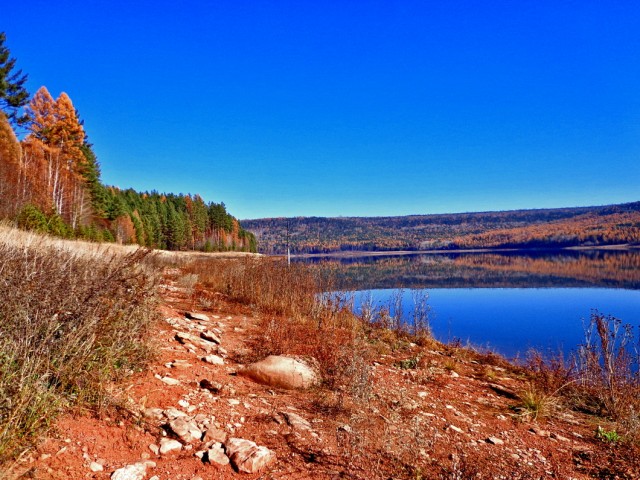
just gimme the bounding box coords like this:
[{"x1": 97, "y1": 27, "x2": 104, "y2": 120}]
[
  {"x1": 299, "y1": 250, "x2": 640, "y2": 291},
  {"x1": 299, "y1": 250, "x2": 640, "y2": 358}
]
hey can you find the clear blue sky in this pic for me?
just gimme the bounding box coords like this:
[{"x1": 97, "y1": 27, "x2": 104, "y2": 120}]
[{"x1": 5, "y1": 1, "x2": 640, "y2": 219}]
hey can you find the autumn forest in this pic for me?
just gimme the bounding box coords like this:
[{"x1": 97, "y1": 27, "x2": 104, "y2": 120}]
[{"x1": 0, "y1": 33, "x2": 255, "y2": 252}]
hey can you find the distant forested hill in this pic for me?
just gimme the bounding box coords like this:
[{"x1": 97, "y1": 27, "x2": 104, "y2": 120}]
[{"x1": 241, "y1": 202, "x2": 640, "y2": 254}]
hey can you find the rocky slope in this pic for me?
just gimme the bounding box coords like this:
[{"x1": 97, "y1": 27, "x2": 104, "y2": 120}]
[{"x1": 14, "y1": 268, "x2": 639, "y2": 479}]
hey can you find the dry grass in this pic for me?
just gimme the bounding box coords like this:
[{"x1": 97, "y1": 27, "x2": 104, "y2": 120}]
[
  {"x1": 0, "y1": 224, "x2": 158, "y2": 464},
  {"x1": 183, "y1": 257, "x2": 372, "y2": 395}
]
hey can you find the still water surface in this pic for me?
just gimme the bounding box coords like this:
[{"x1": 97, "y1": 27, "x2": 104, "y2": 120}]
[{"x1": 300, "y1": 250, "x2": 640, "y2": 359}]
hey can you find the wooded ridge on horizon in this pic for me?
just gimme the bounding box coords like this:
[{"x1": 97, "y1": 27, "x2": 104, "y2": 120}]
[{"x1": 241, "y1": 202, "x2": 640, "y2": 254}]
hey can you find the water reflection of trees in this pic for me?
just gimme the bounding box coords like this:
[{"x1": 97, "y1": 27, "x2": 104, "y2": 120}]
[{"x1": 303, "y1": 250, "x2": 640, "y2": 290}]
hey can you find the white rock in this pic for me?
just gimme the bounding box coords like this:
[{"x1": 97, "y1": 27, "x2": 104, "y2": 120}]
[
  {"x1": 203, "y1": 427, "x2": 227, "y2": 444},
  {"x1": 201, "y1": 331, "x2": 221, "y2": 344},
  {"x1": 148, "y1": 443, "x2": 159, "y2": 455},
  {"x1": 448, "y1": 425, "x2": 464, "y2": 434},
  {"x1": 238, "y1": 355, "x2": 319, "y2": 390},
  {"x1": 186, "y1": 312, "x2": 210, "y2": 322},
  {"x1": 159, "y1": 376, "x2": 180, "y2": 386},
  {"x1": 163, "y1": 407, "x2": 187, "y2": 419},
  {"x1": 175, "y1": 331, "x2": 199, "y2": 344},
  {"x1": 169, "y1": 417, "x2": 202, "y2": 443},
  {"x1": 486, "y1": 436, "x2": 504, "y2": 445},
  {"x1": 225, "y1": 438, "x2": 276, "y2": 474},
  {"x1": 143, "y1": 407, "x2": 164, "y2": 420},
  {"x1": 111, "y1": 461, "x2": 155, "y2": 480},
  {"x1": 89, "y1": 462, "x2": 103, "y2": 472},
  {"x1": 281, "y1": 411, "x2": 312, "y2": 431},
  {"x1": 206, "y1": 443, "x2": 230, "y2": 466},
  {"x1": 159, "y1": 438, "x2": 183, "y2": 455},
  {"x1": 202, "y1": 355, "x2": 224, "y2": 365}
]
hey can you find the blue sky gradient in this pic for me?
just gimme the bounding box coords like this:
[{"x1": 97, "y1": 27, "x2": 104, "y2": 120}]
[{"x1": 5, "y1": 1, "x2": 640, "y2": 218}]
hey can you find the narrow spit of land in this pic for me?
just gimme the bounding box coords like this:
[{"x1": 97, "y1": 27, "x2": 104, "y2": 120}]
[{"x1": 13, "y1": 261, "x2": 638, "y2": 479}]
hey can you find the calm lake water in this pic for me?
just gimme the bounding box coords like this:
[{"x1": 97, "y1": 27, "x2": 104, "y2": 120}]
[{"x1": 299, "y1": 250, "x2": 640, "y2": 359}]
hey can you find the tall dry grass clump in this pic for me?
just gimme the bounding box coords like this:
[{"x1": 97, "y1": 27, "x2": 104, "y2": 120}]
[
  {"x1": 524, "y1": 311, "x2": 640, "y2": 439},
  {"x1": 0, "y1": 225, "x2": 158, "y2": 463},
  {"x1": 575, "y1": 312, "x2": 640, "y2": 431}
]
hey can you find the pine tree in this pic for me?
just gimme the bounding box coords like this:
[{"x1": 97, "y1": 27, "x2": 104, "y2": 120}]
[{"x1": 0, "y1": 32, "x2": 29, "y2": 127}]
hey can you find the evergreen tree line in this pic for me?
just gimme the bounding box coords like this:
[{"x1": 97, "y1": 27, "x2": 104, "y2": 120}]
[{"x1": 0, "y1": 32, "x2": 255, "y2": 252}]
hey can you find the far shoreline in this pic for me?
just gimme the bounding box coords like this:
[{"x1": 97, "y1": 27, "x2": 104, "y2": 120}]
[{"x1": 270, "y1": 243, "x2": 640, "y2": 259}]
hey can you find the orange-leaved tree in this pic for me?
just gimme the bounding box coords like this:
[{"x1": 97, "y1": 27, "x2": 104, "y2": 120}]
[{"x1": 22, "y1": 86, "x2": 91, "y2": 228}]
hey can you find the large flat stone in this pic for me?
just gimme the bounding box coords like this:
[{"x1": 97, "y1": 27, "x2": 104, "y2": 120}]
[{"x1": 238, "y1": 355, "x2": 319, "y2": 390}]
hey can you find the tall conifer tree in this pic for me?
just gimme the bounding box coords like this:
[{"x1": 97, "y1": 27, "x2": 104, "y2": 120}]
[{"x1": 0, "y1": 32, "x2": 29, "y2": 127}]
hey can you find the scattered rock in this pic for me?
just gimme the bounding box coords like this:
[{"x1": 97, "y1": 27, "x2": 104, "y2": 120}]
[
  {"x1": 225, "y1": 438, "x2": 276, "y2": 474},
  {"x1": 159, "y1": 438, "x2": 183, "y2": 455},
  {"x1": 204, "y1": 427, "x2": 228, "y2": 444},
  {"x1": 111, "y1": 461, "x2": 155, "y2": 480},
  {"x1": 448, "y1": 425, "x2": 464, "y2": 434},
  {"x1": 164, "y1": 407, "x2": 188, "y2": 419},
  {"x1": 206, "y1": 443, "x2": 230, "y2": 466},
  {"x1": 169, "y1": 417, "x2": 203, "y2": 443},
  {"x1": 551, "y1": 432, "x2": 570, "y2": 442},
  {"x1": 148, "y1": 443, "x2": 159, "y2": 455},
  {"x1": 487, "y1": 383, "x2": 518, "y2": 400},
  {"x1": 89, "y1": 462, "x2": 104, "y2": 472},
  {"x1": 186, "y1": 312, "x2": 210, "y2": 322},
  {"x1": 238, "y1": 355, "x2": 319, "y2": 389},
  {"x1": 168, "y1": 359, "x2": 192, "y2": 369},
  {"x1": 201, "y1": 331, "x2": 222, "y2": 344},
  {"x1": 486, "y1": 436, "x2": 504, "y2": 445},
  {"x1": 200, "y1": 379, "x2": 223, "y2": 393},
  {"x1": 143, "y1": 408, "x2": 164, "y2": 420},
  {"x1": 281, "y1": 411, "x2": 312, "y2": 431},
  {"x1": 175, "y1": 332, "x2": 199, "y2": 344},
  {"x1": 530, "y1": 427, "x2": 550, "y2": 437},
  {"x1": 202, "y1": 354, "x2": 224, "y2": 365},
  {"x1": 158, "y1": 376, "x2": 180, "y2": 386}
]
